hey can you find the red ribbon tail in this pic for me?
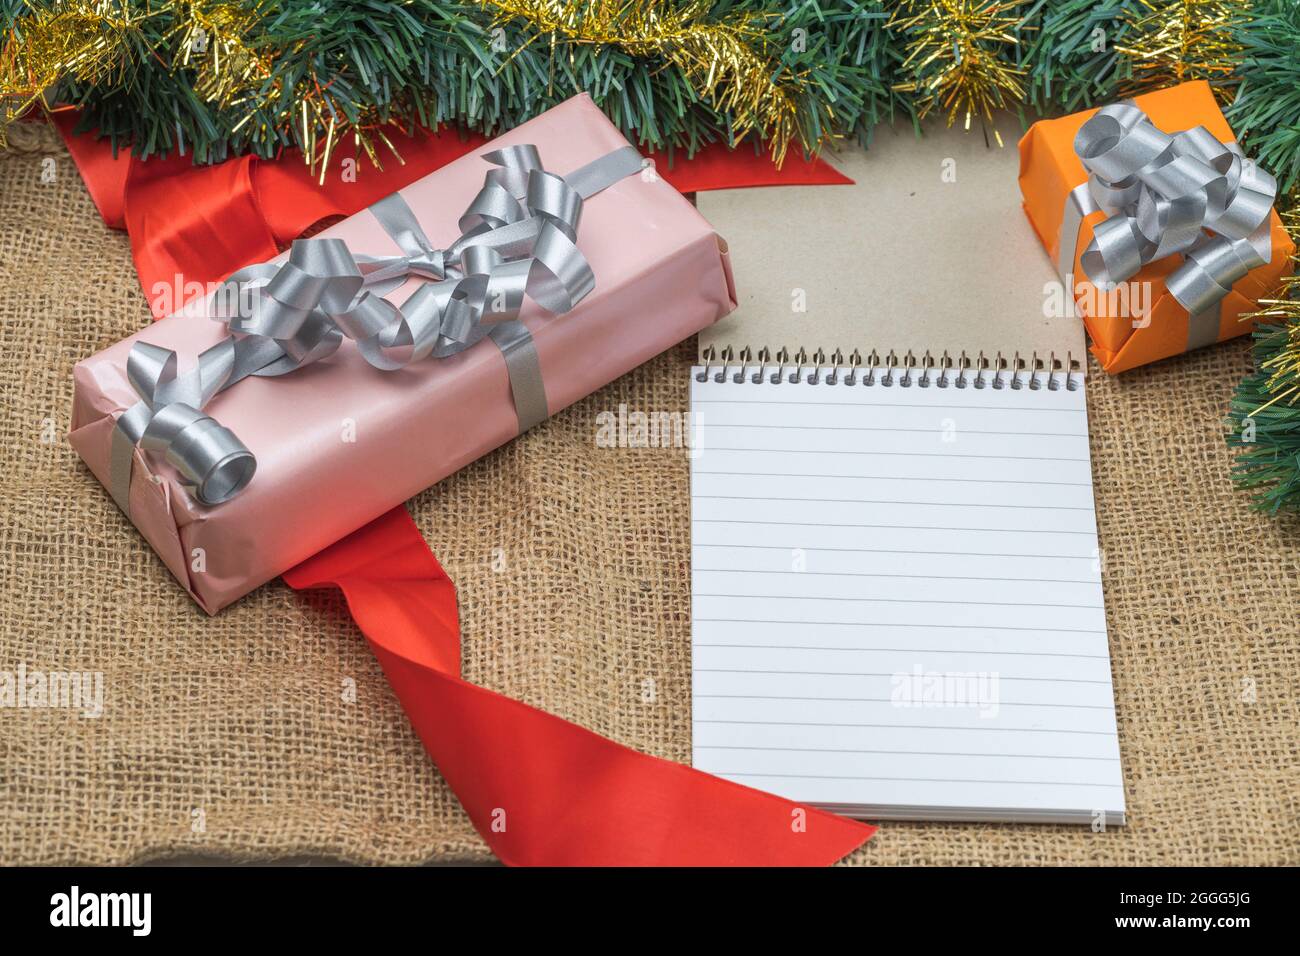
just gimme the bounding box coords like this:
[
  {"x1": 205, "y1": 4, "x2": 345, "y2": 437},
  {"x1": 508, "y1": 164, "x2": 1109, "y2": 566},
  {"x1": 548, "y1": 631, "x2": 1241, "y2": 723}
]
[
  {"x1": 648, "y1": 140, "x2": 854, "y2": 192},
  {"x1": 284, "y1": 507, "x2": 875, "y2": 866}
]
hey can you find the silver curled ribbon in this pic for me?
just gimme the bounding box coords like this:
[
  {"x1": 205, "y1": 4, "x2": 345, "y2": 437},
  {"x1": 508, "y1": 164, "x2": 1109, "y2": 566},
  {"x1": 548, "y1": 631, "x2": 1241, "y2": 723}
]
[
  {"x1": 108, "y1": 143, "x2": 646, "y2": 516},
  {"x1": 1056, "y1": 101, "x2": 1277, "y2": 351}
]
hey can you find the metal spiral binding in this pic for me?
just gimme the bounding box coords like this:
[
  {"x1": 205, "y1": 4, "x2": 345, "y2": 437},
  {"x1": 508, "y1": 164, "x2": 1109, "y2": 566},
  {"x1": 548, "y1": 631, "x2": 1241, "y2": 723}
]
[{"x1": 699, "y1": 346, "x2": 1082, "y2": 391}]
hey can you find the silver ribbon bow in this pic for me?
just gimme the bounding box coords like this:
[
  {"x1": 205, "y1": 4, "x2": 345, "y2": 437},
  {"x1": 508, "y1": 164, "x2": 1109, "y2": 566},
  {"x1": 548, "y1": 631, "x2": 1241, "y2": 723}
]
[
  {"x1": 109, "y1": 144, "x2": 645, "y2": 516},
  {"x1": 1057, "y1": 102, "x2": 1277, "y2": 350}
]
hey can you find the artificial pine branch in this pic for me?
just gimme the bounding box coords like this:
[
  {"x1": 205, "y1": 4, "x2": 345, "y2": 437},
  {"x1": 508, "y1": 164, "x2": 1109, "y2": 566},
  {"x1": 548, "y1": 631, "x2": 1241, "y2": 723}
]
[
  {"x1": 1017, "y1": 0, "x2": 1143, "y2": 114},
  {"x1": 1, "y1": 1, "x2": 1297, "y2": 182},
  {"x1": 1227, "y1": 316, "x2": 1300, "y2": 514},
  {"x1": 1, "y1": 0, "x2": 915, "y2": 165},
  {"x1": 479, "y1": 0, "x2": 818, "y2": 163},
  {"x1": 1226, "y1": 199, "x2": 1300, "y2": 514},
  {"x1": 1227, "y1": 0, "x2": 1300, "y2": 194}
]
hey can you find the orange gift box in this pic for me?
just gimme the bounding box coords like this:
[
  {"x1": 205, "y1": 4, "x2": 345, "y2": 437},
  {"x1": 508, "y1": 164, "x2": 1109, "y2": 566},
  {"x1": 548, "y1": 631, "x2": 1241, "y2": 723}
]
[{"x1": 1018, "y1": 81, "x2": 1294, "y2": 373}]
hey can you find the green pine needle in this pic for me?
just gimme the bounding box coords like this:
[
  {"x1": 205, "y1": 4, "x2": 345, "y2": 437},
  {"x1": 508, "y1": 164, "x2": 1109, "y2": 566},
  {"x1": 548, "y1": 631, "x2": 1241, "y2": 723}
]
[{"x1": 1227, "y1": 319, "x2": 1300, "y2": 514}]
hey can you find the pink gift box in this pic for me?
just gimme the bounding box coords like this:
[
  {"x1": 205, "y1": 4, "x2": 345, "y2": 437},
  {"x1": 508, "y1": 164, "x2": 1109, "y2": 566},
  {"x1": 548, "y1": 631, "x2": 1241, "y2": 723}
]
[{"x1": 69, "y1": 94, "x2": 737, "y2": 613}]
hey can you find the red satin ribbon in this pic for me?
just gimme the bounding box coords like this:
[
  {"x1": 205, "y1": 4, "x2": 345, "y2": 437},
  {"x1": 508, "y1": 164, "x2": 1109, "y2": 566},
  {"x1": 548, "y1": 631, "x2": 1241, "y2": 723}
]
[
  {"x1": 56, "y1": 117, "x2": 871, "y2": 865},
  {"x1": 284, "y1": 507, "x2": 872, "y2": 865}
]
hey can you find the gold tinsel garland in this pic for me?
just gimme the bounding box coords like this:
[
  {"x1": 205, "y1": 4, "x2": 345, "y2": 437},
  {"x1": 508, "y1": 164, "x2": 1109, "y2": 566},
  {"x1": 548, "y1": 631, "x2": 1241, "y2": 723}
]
[
  {"x1": 0, "y1": 0, "x2": 397, "y2": 177},
  {"x1": 1254, "y1": 287, "x2": 1300, "y2": 412},
  {"x1": 480, "y1": 0, "x2": 814, "y2": 164},
  {"x1": 0, "y1": 0, "x2": 148, "y2": 147},
  {"x1": 164, "y1": 1, "x2": 385, "y2": 179},
  {"x1": 0, "y1": 0, "x2": 1276, "y2": 171},
  {"x1": 1242, "y1": 205, "x2": 1300, "y2": 413},
  {"x1": 888, "y1": 0, "x2": 1025, "y2": 147},
  {"x1": 1117, "y1": 0, "x2": 1249, "y2": 103},
  {"x1": 167, "y1": 0, "x2": 272, "y2": 112}
]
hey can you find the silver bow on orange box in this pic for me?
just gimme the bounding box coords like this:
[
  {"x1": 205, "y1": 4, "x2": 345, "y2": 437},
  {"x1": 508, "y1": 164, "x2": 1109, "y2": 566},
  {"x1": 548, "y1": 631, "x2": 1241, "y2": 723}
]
[
  {"x1": 108, "y1": 144, "x2": 646, "y2": 516},
  {"x1": 1056, "y1": 102, "x2": 1278, "y2": 350}
]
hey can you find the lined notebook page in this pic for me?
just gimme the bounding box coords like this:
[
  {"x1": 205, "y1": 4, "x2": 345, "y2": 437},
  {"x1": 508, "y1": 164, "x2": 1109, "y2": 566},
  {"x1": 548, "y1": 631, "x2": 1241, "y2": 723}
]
[{"x1": 689, "y1": 367, "x2": 1126, "y2": 824}]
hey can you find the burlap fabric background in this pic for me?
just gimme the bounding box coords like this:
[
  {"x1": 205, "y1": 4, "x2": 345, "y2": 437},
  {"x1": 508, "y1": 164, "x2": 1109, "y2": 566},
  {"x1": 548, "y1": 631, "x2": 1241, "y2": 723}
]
[{"x1": 1, "y1": 123, "x2": 1297, "y2": 865}]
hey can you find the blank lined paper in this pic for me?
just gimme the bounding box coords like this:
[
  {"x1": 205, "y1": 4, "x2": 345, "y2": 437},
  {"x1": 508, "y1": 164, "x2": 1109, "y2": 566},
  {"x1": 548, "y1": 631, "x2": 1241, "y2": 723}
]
[{"x1": 689, "y1": 368, "x2": 1126, "y2": 824}]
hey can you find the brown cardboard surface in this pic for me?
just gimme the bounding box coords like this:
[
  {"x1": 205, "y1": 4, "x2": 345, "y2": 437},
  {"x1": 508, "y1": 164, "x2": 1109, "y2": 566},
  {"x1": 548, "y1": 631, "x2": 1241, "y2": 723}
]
[{"x1": 699, "y1": 113, "x2": 1084, "y2": 372}]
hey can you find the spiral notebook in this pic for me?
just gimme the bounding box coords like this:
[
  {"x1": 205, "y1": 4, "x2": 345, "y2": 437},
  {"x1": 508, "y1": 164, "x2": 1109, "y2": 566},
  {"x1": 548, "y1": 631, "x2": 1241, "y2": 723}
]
[{"x1": 688, "y1": 116, "x2": 1126, "y2": 824}]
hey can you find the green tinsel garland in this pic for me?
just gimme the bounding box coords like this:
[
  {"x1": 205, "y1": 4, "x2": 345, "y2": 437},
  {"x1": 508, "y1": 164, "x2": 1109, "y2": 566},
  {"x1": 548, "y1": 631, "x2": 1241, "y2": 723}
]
[
  {"x1": 1228, "y1": 319, "x2": 1300, "y2": 514},
  {"x1": 1225, "y1": 0, "x2": 1300, "y2": 197},
  {"x1": 0, "y1": 0, "x2": 911, "y2": 166},
  {"x1": 2, "y1": 0, "x2": 1297, "y2": 190}
]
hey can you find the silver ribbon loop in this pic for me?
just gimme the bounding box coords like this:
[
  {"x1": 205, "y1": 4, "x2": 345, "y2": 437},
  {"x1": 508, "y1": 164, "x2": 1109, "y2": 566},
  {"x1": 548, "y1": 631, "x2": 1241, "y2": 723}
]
[
  {"x1": 1071, "y1": 102, "x2": 1277, "y2": 324},
  {"x1": 359, "y1": 193, "x2": 448, "y2": 287},
  {"x1": 110, "y1": 339, "x2": 256, "y2": 511},
  {"x1": 109, "y1": 143, "x2": 645, "y2": 516}
]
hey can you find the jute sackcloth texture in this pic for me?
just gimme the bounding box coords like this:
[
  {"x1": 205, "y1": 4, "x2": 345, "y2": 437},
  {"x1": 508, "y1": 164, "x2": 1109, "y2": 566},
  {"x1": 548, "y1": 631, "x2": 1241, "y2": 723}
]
[{"x1": 1, "y1": 122, "x2": 1297, "y2": 865}]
